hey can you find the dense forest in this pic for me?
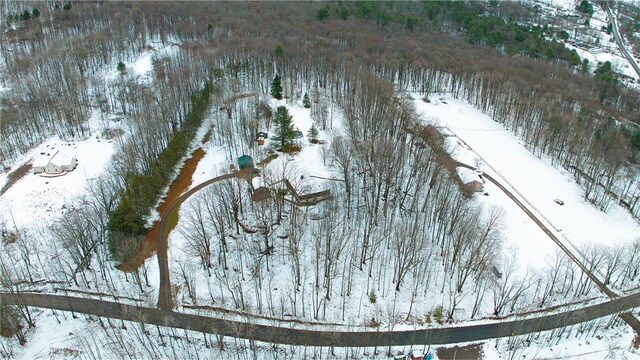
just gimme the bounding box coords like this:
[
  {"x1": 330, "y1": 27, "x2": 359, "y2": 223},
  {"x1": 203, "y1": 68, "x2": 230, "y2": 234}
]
[
  {"x1": 1, "y1": 1, "x2": 639, "y2": 216},
  {"x1": 1, "y1": 1, "x2": 639, "y2": 358}
]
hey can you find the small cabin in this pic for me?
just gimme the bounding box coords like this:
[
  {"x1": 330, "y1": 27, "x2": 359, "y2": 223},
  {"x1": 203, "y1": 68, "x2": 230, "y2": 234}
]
[
  {"x1": 237, "y1": 155, "x2": 254, "y2": 169},
  {"x1": 456, "y1": 167, "x2": 484, "y2": 193},
  {"x1": 297, "y1": 190, "x2": 332, "y2": 205},
  {"x1": 256, "y1": 132, "x2": 268, "y2": 146},
  {"x1": 251, "y1": 187, "x2": 272, "y2": 202}
]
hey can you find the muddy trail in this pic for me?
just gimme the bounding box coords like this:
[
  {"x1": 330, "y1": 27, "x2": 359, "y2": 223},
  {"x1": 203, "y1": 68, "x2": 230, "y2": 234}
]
[{"x1": 121, "y1": 129, "x2": 213, "y2": 272}]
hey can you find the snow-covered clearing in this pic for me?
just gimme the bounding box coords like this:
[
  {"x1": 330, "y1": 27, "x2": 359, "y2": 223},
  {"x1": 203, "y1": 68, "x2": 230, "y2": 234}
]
[
  {"x1": 104, "y1": 39, "x2": 180, "y2": 85},
  {"x1": 0, "y1": 117, "x2": 114, "y2": 230},
  {"x1": 0, "y1": 37, "x2": 180, "y2": 230},
  {"x1": 414, "y1": 94, "x2": 640, "y2": 273}
]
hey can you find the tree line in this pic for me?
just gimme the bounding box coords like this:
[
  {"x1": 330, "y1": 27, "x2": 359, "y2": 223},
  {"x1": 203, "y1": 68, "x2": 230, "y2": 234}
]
[{"x1": 108, "y1": 82, "x2": 212, "y2": 265}]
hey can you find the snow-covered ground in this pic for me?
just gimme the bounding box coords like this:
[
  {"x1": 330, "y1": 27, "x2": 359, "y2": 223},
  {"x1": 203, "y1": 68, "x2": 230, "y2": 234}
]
[
  {"x1": 104, "y1": 39, "x2": 180, "y2": 85},
  {"x1": 2, "y1": 41, "x2": 639, "y2": 357},
  {"x1": 414, "y1": 94, "x2": 640, "y2": 274},
  {"x1": 482, "y1": 321, "x2": 637, "y2": 360},
  {"x1": 3, "y1": 91, "x2": 639, "y2": 359},
  {"x1": 0, "y1": 37, "x2": 181, "y2": 230},
  {"x1": 0, "y1": 115, "x2": 114, "y2": 230}
]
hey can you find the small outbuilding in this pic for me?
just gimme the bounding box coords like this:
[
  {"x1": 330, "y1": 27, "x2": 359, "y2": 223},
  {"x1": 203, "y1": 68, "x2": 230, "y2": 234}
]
[
  {"x1": 456, "y1": 167, "x2": 484, "y2": 194},
  {"x1": 251, "y1": 187, "x2": 272, "y2": 202},
  {"x1": 421, "y1": 125, "x2": 444, "y2": 147},
  {"x1": 256, "y1": 132, "x2": 268, "y2": 146},
  {"x1": 237, "y1": 155, "x2": 254, "y2": 169}
]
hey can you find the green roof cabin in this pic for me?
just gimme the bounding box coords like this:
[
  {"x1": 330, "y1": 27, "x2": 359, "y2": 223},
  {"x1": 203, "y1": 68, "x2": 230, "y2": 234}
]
[{"x1": 237, "y1": 155, "x2": 254, "y2": 169}]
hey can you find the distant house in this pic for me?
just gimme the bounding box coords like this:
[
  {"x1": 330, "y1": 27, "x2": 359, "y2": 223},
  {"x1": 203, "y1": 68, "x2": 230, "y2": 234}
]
[
  {"x1": 33, "y1": 151, "x2": 77, "y2": 175},
  {"x1": 280, "y1": 179, "x2": 332, "y2": 206}
]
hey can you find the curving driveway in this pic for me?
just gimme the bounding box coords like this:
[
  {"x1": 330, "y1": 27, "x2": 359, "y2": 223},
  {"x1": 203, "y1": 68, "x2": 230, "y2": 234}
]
[
  {"x1": 156, "y1": 173, "x2": 237, "y2": 310},
  {"x1": 152, "y1": 155, "x2": 640, "y2": 334}
]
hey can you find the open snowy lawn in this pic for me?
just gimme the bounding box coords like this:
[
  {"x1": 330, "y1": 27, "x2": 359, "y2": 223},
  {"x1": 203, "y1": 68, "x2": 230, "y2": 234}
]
[
  {"x1": 14, "y1": 311, "x2": 98, "y2": 360},
  {"x1": 0, "y1": 133, "x2": 114, "y2": 229},
  {"x1": 414, "y1": 94, "x2": 640, "y2": 271},
  {"x1": 0, "y1": 37, "x2": 180, "y2": 231},
  {"x1": 481, "y1": 318, "x2": 639, "y2": 360},
  {"x1": 104, "y1": 39, "x2": 180, "y2": 83}
]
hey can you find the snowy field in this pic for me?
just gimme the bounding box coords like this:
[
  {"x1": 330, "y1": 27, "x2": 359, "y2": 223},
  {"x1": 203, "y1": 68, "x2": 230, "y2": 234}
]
[
  {"x1": 0, "y1": 117, "x2": 114, "y2": 230},
  {"x1": 413, "y1": 94, "x2": 640, "y2": 274},
  {"x1": 104, "y1": 38, "x2": 180, "y2": 85}
]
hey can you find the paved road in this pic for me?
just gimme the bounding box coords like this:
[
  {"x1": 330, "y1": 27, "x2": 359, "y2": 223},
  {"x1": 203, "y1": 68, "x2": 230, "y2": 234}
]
[
  {"x1": 157, "y1": 173, "x2": 237, "y2": 310},
  {"x1": 1, "y1": 291, "x2": 638, "y2": 346},
  {"x1": 604, "y1": 2, "x2": 640, "y2": 79}
]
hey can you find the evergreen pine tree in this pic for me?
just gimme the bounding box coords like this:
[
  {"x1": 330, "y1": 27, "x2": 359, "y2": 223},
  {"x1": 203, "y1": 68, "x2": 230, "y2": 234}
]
[
  {"x1": 272, "y1": 106, "x2": 294, "y2": 149},
  {"x1": 308, "y1": 123, "x2": 319, "y2": 143},
  {"x1": 32, "y1": 8, "x2": 40, "y2": 18},
  {"x1": 303, "y1": 92, "x2": 311, "y2": 108},
  {"x1": 271, "y1": 74, "x2": 283, "y2": 100},
  {"x1": 117, "y1": 61, "x2": 126, "y2": 73},
  {"x1": 317, "y1": 7, "x2": 330, "y2": 21},
  {"x1": 274, "y1": 44, "x2": 284, "y2": 57}
]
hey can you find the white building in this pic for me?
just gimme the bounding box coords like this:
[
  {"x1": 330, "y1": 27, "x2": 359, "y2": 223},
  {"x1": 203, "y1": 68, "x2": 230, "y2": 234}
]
[{"x1": 33, "y1": 151, "x2": 77, "y2": 175}]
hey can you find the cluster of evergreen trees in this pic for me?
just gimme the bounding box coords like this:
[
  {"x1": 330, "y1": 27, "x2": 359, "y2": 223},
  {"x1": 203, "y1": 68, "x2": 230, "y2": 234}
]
[
  {"x1": 6, "y1": 8, "x2": 40, "y2": 22},
  {"x1": 5, "y1": 1, "x2": 73, "y2": 22},
  {"x1": 317, "y1": 1, "x2": 582, "y2": 67},
  {"x1": 108, "y1": 82, "x2": 212, "y2": 264}
]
